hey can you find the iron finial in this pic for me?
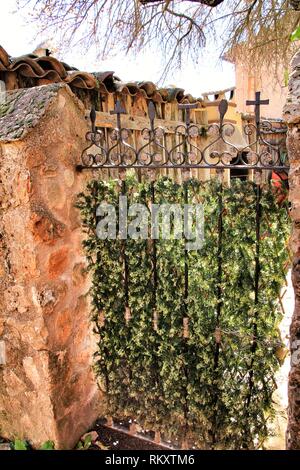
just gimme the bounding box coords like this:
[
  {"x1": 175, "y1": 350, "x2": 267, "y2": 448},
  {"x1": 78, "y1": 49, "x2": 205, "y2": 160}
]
[
  {"x1": 148, "y1": 101, "x2": 156, "y2": 131},
  {"x1": 178, "y1": 102, "x2": 198, "y2": 127},
  {"x1": 218, "y1": 99, "x2": 228, "y2": 127},
  {"x1": 90, "y1": 106, "x2": 96, "y2": 133}
]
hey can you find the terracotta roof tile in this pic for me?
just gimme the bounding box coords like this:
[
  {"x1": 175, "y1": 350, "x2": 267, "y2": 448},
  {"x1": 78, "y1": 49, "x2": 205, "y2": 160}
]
[
  {"x1": 32, "y1": 56, "x2": 68, "y2": 78},
  {"x1": 0, "y1": 45, "x2": 206, "y2": 105},
  {"x1": 65, "y1": 71, "x2": 98, "y2": 89},
  {"x1": 0, "y1": 46, "x2": 10, "y2": 67}
]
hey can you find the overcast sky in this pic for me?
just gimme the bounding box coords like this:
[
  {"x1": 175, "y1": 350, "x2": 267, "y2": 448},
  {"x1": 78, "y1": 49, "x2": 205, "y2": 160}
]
[{"x1": 0, "y1": 0, "x2": 235, "y2": 97}]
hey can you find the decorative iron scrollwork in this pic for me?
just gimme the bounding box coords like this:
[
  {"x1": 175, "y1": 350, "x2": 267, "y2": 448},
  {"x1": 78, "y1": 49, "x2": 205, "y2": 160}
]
[{"x1": 78, "y1": 97, "x2": 289, "y2": 172}]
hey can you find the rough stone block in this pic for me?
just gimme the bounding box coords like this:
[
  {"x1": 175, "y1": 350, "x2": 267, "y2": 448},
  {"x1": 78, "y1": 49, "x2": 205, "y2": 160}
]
[{"x1": 0, "y1": 84, "x2": 101, "y2": 449}]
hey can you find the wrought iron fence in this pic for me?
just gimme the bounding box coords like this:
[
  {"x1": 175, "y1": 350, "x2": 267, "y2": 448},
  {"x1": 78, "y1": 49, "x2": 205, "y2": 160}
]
[
  {"x1": 77, "y1": 91, "x2": 290, "y2": 449},
  {"x1": 78, "y1": 97, "x2": 288, "y2": 173}
]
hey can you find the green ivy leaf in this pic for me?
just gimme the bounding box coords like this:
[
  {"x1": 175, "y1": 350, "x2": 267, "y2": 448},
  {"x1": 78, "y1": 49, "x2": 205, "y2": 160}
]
[
  {"x1": 40, "y1": 441, "x2": 55, "y2": 450},
  {"x1": 78, "y1": 176, "x2": 290, "y2": 449},
  {"x1": 13, "y1": 440, "x2": 28, "y2": 450}
]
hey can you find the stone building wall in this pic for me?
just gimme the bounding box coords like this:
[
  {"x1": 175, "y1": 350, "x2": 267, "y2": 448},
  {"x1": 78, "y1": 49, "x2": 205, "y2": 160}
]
[
  {"x1": 283, "y1": 50, "x2": 300, "y2": 450},
  {"x1": 0, "y1": 83, "x2": 102, "y2": 449}
]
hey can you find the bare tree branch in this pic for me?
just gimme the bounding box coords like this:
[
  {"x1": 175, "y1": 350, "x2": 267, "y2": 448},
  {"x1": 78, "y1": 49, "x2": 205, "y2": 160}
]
[
  {"x1": 16, "y1": 0, "x2": 300, "y2": 78},
  {"x1": 140, "y1": 0, "x2": 224, "y2": 4}
]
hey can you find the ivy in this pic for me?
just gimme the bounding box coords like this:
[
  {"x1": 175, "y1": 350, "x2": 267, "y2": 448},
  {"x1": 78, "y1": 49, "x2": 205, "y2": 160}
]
[{"x1": 77, "y1": 176, "x2": 290, "y2": 449}]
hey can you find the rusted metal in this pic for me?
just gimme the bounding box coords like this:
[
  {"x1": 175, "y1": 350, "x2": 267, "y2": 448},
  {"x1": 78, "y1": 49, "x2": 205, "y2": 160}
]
[
  {"x1": 218, "y1": 99, "x2": 229, "y2": 127},
  {"x1": 78, "y1": 93, "x2": 288, "y2": 172},
  {"x1": 246, "y1": 91, "x2": 269, "y2": 128},
  {"x1": 178, "y1": 102, "x2": 198, "y2": 127},
  {"x1": 110, "y1": 100, "x2": 126, "y2": 130}
]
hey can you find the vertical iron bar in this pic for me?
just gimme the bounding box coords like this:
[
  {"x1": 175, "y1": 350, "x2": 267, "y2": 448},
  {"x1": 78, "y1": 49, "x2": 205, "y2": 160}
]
[
  {"x1": 184, "y1": 183, "x2": 189, "y2": 310},
  {"x1": 246, "y1": 183, "x2": 261, "y2": 407},
  {"x1": 242, "y1": 181, "x2": 261, "y2": 449},
  {"x1": 121, "y1": 180, "x2": 129, "y2": 310},
  {"x1": 151, "y1": 179, "x2": 165, "y2": 437},
  {"x1": 182, "y1": 181, "x2": 190, "y2": 447},
  {"x1": 211, "y1": 172, "x2": 224, "y2": 448},
  {"x1": 120, "y1": 177, "x2": 133, "y2": 401},
  {"x1": 214, "y1": 179, "x2": 223, "y2": 370},
  {"x1": 151, "y1": 182, "x2": 158, "y2": 310},
  {"x1": 93, "y1": 182, "x2": 110, "y2": 394}
]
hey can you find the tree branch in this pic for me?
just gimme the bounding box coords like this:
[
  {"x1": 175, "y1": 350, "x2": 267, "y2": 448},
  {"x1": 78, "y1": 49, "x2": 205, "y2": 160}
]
[{"x1": 140, "y1": 0, "x2": 224, "y2": 5}]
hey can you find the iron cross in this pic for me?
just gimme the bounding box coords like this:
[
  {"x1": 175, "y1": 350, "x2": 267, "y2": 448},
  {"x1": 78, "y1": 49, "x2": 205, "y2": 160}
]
[
  {"x1": 178, "y1": 103, "x2": 198, "y2": 127},
  {"x1": 246, "y1": 91, "x2": 269, "y2": 127},
  {"x1": 110, "y1": 100, "x2": 126, "y2": 129}
]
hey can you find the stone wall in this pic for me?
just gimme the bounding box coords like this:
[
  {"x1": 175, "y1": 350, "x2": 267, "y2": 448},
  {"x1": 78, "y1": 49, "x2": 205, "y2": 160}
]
[
  {"x1": 283, "y1": 50, "x2": 300, "y2": 450},
  {"x1": 0, "y1": 83, "x2": 102, "y2": 449}
]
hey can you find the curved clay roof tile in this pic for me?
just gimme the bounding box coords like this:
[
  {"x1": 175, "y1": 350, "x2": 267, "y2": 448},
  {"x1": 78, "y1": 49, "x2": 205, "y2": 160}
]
[
  {"x1": 98, "y1": 83, "x2": 110, "y2": 94},
  {"x1": 115, "y1": 81, "x2": 140, "y2": 96},
  {"x1": 136, "y1": 88, "x2": 148, "y2": 99},
  {"x1": 182, "y1": 94, "x2": 197, "y2": 103},
  {"x1": 137, "y1": 81, "x2": 157, "y2": 97},
  {"x1": 0, "y1": 46, "x2": 213, "y2": 105},
  {"x1": 9, "y1": 62, "x2": 62, "y2": 82},
  {"x1": 125, "y1": 83, "x2": 140, "y2": 96},
  {"x1": 65, "y1": 72, "x2": 98, "y2": 89},
  {"x1": 114, "y1": 82, "x2": 128, "y2": 93},
  {"x1": 10, "y1": 57, "x2": 49, "y2": 76},
  {"x1": 157, "y1": 88, "x2": 169, "y2": 101},
  {"x1": 93, "y1": 71, "x2": 115, "y2": 82},
  {"x1": 0, "y1": 45, "x2": 9, "y2": 67},
  {"x1": 35, "y1": 56, "x2": 68, "y2": 79},
  {"x1": 93, "y1": 71, "x2": 118, "y2": 92},
  {"x1": 165, "y1": 88, "x2": 185, "y2": 103},
  {"x1": 61, "y1": 61, "x2": 79, "y2": 72},
  {"x1": 151, "y1": 91, "x2": 163, "y2": 103}
]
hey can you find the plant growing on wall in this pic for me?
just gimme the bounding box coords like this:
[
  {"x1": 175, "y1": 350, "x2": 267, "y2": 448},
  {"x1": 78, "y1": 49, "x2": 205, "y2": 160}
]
[{"x1": 77, "y1": 176, "x2": 290, "y2": 449}]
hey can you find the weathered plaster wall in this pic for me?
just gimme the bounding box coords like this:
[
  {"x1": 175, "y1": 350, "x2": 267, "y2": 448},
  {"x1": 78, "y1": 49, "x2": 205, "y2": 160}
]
[
  {"x1": 283, "y1": 51, "x2": 300, "y2": 450},
  {"x1": 0, "y1": 84, "x2": 101, "y2": 449},
  {"x1": 235, "y1": 61, "x2": 287, "y2": 119}
]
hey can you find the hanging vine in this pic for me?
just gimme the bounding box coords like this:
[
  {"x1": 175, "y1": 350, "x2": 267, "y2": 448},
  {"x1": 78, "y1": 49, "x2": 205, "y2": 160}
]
[{"x1": 77, "y1": 175, "x2": 290, "y2": 450}]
